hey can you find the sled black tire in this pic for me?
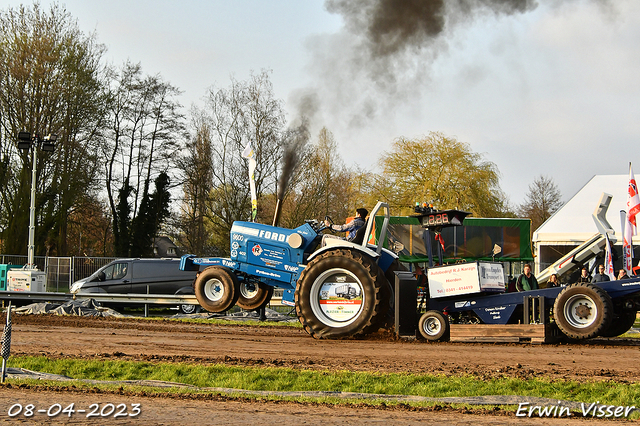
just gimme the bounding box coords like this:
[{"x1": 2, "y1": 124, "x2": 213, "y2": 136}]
[
  {"x1": 295, "y1": 249, "x2": 384, "y2": 339},
  {"x1": 600, "y1": 310, "x2": 638, "y2": 337},
  {"x1": 194, "y1": 266, "x2": 239, "y2": 313},
  {"x1": 375, "y1": 258, "x2": 406, "y2": 331},
  {"x1": 237, "y1": 281, "x2": 274, "y2": 311},
  {"x1": 553, "y1": 283, "x2": 613, "y2": 340},
  {"x1": 418, "y1": 310, "x2": 450, "y2": 341},
  {"x1": 179, "y1": 303, "x2": 201, "y2": 315}
]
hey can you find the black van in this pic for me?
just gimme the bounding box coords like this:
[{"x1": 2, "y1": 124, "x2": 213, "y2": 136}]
[{"x1": 70, "y1": 258, "x2": 199, "y2": 313}]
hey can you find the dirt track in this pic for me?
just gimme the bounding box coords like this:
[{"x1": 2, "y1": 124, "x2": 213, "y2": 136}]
[{"x1": 1, "y1": 314, "x2": 639, "y2": 424}]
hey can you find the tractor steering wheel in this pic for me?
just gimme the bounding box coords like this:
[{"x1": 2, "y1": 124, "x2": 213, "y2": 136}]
[{"x1": 324, "y1": 216, "x2": 335, "y2": 232}]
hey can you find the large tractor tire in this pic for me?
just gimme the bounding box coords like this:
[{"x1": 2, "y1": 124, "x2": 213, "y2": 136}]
[
  {"x1": 236, "y1": 281, "x2": 274, "y2": 311},
  {"x1": 295, "y1": 249, "x2": 386, "y2": 339},
  {"x1": 553, "y1": 283, "x2": 613, "y2": 340},
  {"x1": 600, "y1": 310, "x2": 638, "y2": 337},
  {"x1": 194, "y1": 266, "x2": 239, "y2": 313},
  {"x1": 418, "y1": 310, "x2": 450, "y2": 341}
]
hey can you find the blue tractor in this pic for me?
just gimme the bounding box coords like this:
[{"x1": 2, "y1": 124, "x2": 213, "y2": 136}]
[{"x1": 180, "y1": 202, "x2": 401, "y2": 338}]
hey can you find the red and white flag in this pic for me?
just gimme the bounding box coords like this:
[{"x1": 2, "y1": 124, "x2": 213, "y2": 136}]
[
  {"x1": 621, "y1": 211, "x2": 633, "y2": 275},
  {"x1": 604, "y1": 234, "x2": 616, "y2": 281},
  {"x1": 627, "y1": 163, "x2": 640, "y2": 234}
]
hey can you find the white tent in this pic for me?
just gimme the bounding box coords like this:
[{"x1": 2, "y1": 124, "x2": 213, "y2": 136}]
[{"x1": 532, "y1": 174, "x2": 636, "y2": 274}]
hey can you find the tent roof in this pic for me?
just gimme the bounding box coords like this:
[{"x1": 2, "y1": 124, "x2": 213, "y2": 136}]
[{"x1": 533, "y1": 174, "x2": 630, "y2": 244}]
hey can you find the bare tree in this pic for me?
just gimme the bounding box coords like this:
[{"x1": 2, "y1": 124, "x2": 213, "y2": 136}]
[
  {"x1": 278, "y1": 127, "x2": 358, "y2": 228},
  {"x1": 194, "y1": 70, "x2": 286, "y2": 252},
  {"x1": 103, "y1": 62, "x2": 185, "y2": 256},
  {"x1": 518, "y1": 175, "x2": 563, "y2": 231},
  {"x1": 173, "y1": 110, "x2": 215, "y2": 256}
]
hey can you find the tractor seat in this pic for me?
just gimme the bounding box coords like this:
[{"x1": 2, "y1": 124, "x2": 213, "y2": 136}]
[{"x1": 350, "y1": 224, "x2": 367, "y2": 245}]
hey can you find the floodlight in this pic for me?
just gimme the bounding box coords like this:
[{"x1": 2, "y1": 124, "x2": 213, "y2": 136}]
[
  {"x1": 17, "y1": 140, "x2": 32, "y2": 150},
  {"x1": 17, "y1": 131, "x2": 31, "y2": 141}
]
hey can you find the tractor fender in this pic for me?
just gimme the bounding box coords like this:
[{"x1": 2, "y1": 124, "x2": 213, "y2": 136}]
[
  {"x1": 308, "y1": 242, "x2": 398, "y2": 271},
  {"x1": 308, "y1": 241, "x2": 379, "y2": 263}
]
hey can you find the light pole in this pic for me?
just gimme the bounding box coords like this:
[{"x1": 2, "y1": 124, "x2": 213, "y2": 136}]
[{"x1": 16, "y1": 131, "x2": 56, "y2": 270}]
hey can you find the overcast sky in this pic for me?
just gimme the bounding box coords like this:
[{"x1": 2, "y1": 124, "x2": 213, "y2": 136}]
[{"x1": 15, "y1": 0, "x2": 640, "y2": 209}]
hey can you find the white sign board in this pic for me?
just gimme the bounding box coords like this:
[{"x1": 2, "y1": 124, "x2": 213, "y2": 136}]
[{"x1": 428, "y1": 262, "x2": 504, "y2": 299}]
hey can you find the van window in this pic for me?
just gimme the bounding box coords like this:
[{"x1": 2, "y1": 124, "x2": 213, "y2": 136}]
[
  {"x1": 103, "y1": 262, "x2": 128, "y2": 280},
  {"x1": 132, "y1": 261, "x2": 181, "y2": 279}
]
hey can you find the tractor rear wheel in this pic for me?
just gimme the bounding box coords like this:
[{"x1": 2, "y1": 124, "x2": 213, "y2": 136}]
[
  {"x1": 194, "y1": 266, "x2": 239, "y2": 313},
  {"x1": 237, "y1": 281, "x2": 274, "y2": 311},
  {"x1": 295, "y1": 249, "x2": 385, "y2": 339},
  {"x1": 553, "y1": 283, "x2": 612, "y2": 340},
  {"x1": 418, "y1": 310, "x2": 449, "y2": 341}
]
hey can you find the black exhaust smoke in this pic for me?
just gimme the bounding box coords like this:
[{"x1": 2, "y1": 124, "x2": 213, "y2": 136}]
[{"x1": 272, "y1": 120, "x2": 310, "y2": 227}]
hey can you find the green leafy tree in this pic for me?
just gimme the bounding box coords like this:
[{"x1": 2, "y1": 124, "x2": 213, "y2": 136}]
[
  {"x1": 376, "y1": 132, "x2": 510, "y2": 217},
  {"x1": 130, "y1": 172, "x2": 171, "y2": 257},
  {"x1": 0, "y1": 2, "x2": 107, "y2": 255}
]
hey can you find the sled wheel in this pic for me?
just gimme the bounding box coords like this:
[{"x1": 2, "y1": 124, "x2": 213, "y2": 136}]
[
  {"x1": 600, "y1": 310, "x2": 638, "y2": 337},
  {"x1": 236, "y1": 281, "x2": 274, "y2": 311},
  {"x1": 194, "y1": 266, "x2": 239, "y2": 313},
  {"x1": 295, "y1": 249, "x2": 384, "y2": 339},
  {"x1": 418, "y1": 310, "x2": 450, "y2": 341},
  {"x1": 553, "y1": 283, "x2": 612, "y2": 340}
]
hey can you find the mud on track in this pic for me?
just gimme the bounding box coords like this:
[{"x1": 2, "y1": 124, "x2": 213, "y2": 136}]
[{"x1": 8, "y1": 314, "x2": 640, "y2": 382}]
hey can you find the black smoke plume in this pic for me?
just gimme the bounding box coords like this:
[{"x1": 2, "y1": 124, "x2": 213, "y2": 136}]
[
  {"x1": 290, "y1": 0, "x2": 539, "y2": 139},
  {"x1": 278, "y1": 119, "x2": 310, "y2": 202},
  {"x1": 326, "y1": 0, "x2": 537, "y2": 60}
]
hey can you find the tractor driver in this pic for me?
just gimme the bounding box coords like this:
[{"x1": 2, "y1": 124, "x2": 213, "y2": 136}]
[{"x1": 324, "y1": 208, "x2": 368, "y2": 243}]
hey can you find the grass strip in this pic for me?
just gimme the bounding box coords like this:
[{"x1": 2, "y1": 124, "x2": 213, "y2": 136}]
[{"x1": 8, "y1": 356, "x2": 640, "y2": 408}]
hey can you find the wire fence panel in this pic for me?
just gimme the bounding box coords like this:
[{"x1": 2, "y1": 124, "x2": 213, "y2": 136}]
[
  {"x1": 72, "y1": 257, "x2": 118, "y2": 282},
  {"x1": 0, "y1": 255, "x2": 45, "y2": 270},
  {"x1": 0, "y1": 255, "x2": 118, "y2": 293},
  {"x1": 45, "y1": 257, "x2": 71, "y2": 292}
]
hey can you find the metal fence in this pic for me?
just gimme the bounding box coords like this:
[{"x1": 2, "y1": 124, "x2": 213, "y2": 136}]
[{"x1": 0, "y1": 255, "x2": 118, "y2": 293}]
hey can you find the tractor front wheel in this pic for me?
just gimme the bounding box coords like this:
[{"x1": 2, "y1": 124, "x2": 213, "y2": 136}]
[{"x1": 194, "y1": 266, "x2": 239, "y2": 313}]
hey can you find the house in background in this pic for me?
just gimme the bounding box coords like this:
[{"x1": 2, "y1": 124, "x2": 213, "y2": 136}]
[{"x1": 153, "y1": 236, "x2": 179, "y2": 258}]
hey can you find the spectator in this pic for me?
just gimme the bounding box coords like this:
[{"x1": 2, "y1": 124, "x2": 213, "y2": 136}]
[
  {"x1": 592, "y1": 264, "x2": 610, "y2": 283},
  {"x1": 547, "y1": 273, "x2": 561, "y2": 288},
  {"x1": 516, "y1": 264, "x2": 539, "y2": 291},
  {"x1": 577, "y1": 267, "x2": 591, "y2": 284},
  {"x1": 617, "y1": 269, "x2": 629, "y2": 280}
]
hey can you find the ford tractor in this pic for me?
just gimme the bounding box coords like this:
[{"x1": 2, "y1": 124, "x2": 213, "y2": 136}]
[{"x1": 180, "y1": 202, "x2": 401, "y2": 339}]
